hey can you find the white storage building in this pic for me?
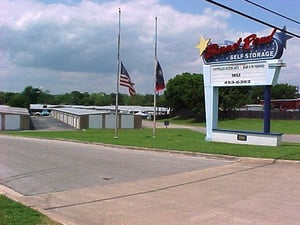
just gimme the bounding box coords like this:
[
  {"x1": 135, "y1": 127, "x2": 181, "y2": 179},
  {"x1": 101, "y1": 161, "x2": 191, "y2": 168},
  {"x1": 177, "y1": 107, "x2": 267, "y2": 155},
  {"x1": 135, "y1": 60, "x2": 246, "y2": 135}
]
[
  {"x1": 0, "y1": 105, "x2": 30, "y2": 130},
  {"x1": 51, "y1": 108, "x2": 142, "y2": 129}
]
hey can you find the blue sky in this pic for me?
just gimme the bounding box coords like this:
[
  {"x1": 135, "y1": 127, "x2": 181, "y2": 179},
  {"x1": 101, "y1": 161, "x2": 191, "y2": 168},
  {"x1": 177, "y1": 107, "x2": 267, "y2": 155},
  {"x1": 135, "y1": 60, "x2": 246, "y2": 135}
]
[{"x1": 1, "y1": 0, "x2": 299, "y2": 94}]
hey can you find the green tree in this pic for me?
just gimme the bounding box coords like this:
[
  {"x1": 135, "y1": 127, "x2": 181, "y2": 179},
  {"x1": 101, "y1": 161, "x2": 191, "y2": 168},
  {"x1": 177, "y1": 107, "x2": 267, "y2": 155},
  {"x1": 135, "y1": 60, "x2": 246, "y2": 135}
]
[
  {"x1": 125, "y1": 94, "x2": 145, "y2": 106},
  {"x1": 7, "y1": 93, "x2": 28, "y2": 108},
  {"x1": 0, "y1": 92, "x2": 5, "y2": 105},
  {"x1": 22, "y1": 86, "x2": 42, "y2": 108},
  {"x1": 249, "y1": 84, "x2": 297, "y2": 104},
  {"x1": 271, "y1": 83, "x2": 297, "y2": 99},
  {"x1": 164, "y1": 73, "x2": 205, "y2": 119},
  {"x1": 88, "y1": 93, "x2": 106, "y2": 105},
  {"x1": 143, "y1": 94, "x2": 154, "y2": 106},
  {"x1": 219, "y1": 86, "x2": 252, "y2": 111},
  {"x1": 249, "y1": 86, "x2": 264, "y2": 104},
  {"x1": 70, "y1": 91, "x2": 84, "y2": 105}
]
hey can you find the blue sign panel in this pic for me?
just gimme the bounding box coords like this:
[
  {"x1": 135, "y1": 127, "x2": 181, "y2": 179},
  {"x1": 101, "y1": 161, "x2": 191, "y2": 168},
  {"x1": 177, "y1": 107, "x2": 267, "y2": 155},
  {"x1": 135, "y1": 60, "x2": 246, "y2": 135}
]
[
  {"x1": 203, "y1": 39, "x2": 283, "y2": 64},
  {"x1": 198, "y1": 28, "x2": 292, "y2": 65}
]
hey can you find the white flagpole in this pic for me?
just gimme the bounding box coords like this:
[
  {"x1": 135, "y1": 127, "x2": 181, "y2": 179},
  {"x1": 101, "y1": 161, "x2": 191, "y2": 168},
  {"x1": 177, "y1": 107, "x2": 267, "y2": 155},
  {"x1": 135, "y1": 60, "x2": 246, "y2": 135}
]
[
  {"x1": 115, "y1": 8, "x2": 121, "y2": 139},
  {"x1": 153, "y1": 17, "x2": 158, "y2": 138}
]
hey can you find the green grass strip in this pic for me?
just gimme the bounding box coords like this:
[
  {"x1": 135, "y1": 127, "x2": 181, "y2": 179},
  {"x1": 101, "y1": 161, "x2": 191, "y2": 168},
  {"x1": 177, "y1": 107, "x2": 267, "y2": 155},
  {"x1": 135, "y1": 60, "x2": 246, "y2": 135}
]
[
  {"x1": 3, "y1": 128, "x2": 300, "y2": 160},
  {"x1": 165, "y1": 118, "x2": 300, "y2": 134},
  {"x1": 0, "y1": 195, "x2": 60, "y2": 225}
]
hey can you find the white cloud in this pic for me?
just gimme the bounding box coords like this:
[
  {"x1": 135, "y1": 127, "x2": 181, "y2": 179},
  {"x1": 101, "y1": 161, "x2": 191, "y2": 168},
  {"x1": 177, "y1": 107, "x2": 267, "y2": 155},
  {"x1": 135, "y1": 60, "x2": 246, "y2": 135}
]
[
  {"x1": 278, "y1": 38, "x2": 300, "y2": 87},
  {"x1": 0, "y1": 0, "x2": 299, "y2": 94}
]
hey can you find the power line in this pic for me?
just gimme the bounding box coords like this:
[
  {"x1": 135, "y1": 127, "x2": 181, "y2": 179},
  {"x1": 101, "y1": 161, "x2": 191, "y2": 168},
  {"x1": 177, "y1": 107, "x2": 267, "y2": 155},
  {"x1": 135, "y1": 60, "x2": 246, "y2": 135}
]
[
  {"x1": 244, "y1": 0, "x2": 300, "y2": 25},
  {"x1": 206, "y1": 0, "x2": 300, "y2": 38}
]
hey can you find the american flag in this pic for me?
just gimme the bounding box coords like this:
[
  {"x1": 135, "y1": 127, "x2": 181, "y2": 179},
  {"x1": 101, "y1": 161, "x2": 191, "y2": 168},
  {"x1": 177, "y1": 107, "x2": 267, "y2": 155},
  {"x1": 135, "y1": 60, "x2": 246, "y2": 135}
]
[{"x1": 120, "y1": 62, "x2": 136, "y2": 96}]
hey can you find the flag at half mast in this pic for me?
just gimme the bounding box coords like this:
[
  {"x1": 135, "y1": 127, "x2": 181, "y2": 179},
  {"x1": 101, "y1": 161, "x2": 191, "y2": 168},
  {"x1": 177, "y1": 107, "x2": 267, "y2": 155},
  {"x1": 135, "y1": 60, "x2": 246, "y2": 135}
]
[
  {"x1": 120, "y1": 62, "x2": 136, "y2": 96},
  {"x1": 155, "y1": 60, "x2": 165, "y2": 92}
]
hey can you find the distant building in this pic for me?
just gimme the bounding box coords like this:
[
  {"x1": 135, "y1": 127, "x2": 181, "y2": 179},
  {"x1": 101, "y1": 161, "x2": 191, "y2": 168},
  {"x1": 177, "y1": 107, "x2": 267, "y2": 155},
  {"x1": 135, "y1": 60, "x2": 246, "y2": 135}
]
[
  {"x1": 51, "y1": 107, "x2": 142, "y2": 129},
  {"x1": 271, "y1": 99, "x2": 300, "y2": 111},
  {"x1": 239, "y1": 104, "x2": 264, "y2": 111},
  {"x1": 261, "y1": 99, "x2": 300, "y2": 111}
]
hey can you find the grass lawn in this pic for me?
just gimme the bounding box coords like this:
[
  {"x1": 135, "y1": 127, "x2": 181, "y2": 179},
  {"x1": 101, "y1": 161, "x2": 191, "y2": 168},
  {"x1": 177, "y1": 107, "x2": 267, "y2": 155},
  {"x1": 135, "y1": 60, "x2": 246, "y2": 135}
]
[
  {"x1": 165, "y1": 117, "x2": 300, "y2": 134},
  {"x1": 3, "y1": 127, "x2": 300, "y2": 160},
  {"x1": 0, "y1": 195, "x2": 61, "y2": 225},
  {"x1": 218, "y1": 118, "x2": 300, "y2": 134}
]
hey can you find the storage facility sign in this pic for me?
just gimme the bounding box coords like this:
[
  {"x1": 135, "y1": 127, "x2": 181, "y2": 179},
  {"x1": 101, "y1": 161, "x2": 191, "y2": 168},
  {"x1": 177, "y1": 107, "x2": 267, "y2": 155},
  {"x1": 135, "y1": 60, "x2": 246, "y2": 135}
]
[
  {"x1": 196, "y1": 27, "x2": 291, "y2": 146},
  {"x1": 196, "y1": 28, "x2": 291, "y2": 65}
]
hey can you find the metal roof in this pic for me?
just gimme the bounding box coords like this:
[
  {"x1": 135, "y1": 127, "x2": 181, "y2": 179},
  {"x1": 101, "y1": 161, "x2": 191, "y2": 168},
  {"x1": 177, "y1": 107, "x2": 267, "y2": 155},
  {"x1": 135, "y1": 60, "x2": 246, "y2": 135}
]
[
  {"x1": 52, "y1": 107, "x2": 109, "y2": 116},
  {"x1": 0, "y1": 105, "x2": 30, "y2": 115},
  {"x1": 30, "y1": 104, "x2": 169, "y2": 112}
]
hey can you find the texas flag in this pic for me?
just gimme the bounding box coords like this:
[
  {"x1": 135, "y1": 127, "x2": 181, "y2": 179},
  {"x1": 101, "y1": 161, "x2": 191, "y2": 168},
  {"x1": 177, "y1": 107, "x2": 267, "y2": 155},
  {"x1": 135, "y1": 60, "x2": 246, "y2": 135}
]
[{"x1": 155, "y1": 60, "x2": 165, "y2": 92}]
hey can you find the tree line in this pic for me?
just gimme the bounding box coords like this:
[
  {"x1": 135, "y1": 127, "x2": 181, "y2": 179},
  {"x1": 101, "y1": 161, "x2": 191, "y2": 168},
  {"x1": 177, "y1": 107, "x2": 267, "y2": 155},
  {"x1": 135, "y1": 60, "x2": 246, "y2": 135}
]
[
  {"x1": 1, "y1": 73, "x2": 297, "y2": 119},
  {"x1": 0, "y1": 86, "x2": 159, "y2": 109}
]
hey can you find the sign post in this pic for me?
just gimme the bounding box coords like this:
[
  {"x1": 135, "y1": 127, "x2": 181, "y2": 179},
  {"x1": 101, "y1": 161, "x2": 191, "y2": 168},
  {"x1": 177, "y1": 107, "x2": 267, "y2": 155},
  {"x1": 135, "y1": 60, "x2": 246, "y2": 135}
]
[{"x1": 264, "y1": 85, "x2": 271, "y2": 133}]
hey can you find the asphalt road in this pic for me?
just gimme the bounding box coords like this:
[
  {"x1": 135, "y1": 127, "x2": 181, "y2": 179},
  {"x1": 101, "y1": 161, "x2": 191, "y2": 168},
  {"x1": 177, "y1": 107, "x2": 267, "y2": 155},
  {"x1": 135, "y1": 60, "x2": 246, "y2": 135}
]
[
  {"x1": 1, "y1": 135, "x2": 299, "y2": 225},
  {"x1": 0, "y1": 135, "x2": 229, "y2": 196}
]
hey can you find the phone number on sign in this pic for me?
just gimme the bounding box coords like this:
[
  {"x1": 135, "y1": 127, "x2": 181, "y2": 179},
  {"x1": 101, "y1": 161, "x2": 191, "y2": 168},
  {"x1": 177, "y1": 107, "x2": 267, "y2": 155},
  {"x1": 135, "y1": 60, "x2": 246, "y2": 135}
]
[{"x1": 224, "y1": 80, "x2": 251, "y2": 85}]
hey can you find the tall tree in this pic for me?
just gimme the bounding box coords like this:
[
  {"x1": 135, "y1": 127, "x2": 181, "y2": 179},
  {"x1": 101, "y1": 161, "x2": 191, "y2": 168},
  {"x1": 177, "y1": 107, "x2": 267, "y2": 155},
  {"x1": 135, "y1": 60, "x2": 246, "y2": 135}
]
[
  {"x1": 271, "y1": 83, "x2": 297, "y2": 99},
  {"x1": 22, "y1": 86, "x2": 42, "y2": 108},
  {"x1": 249, "y1": 84, "x2": 297, "y2": 104},
  {"x1": 164, "y1": 73, "x2": 205, "y2": 119},
  {"x1": 0, "y1": 92, "x2": 5, "y2": 105},
  {"x1": 8, "y1": 93, "x2": 28, "y2": 108},
  {"x1": 219, "y1": 86, "x2": 252, "y2": 111}
]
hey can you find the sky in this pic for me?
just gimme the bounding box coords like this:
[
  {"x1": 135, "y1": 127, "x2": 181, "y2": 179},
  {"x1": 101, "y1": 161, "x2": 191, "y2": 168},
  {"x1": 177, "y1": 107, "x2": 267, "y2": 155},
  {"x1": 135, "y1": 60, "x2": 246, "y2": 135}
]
[{"x1": 1, "y1": 0, "x2": 300, "y2": 95}]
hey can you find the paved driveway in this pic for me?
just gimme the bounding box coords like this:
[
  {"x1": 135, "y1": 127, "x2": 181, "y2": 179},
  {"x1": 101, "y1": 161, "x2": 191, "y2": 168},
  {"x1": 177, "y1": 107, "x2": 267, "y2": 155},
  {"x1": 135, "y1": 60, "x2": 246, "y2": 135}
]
[{"x1": 30, "y1": 115, "x2": 74, "y2": 130}]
